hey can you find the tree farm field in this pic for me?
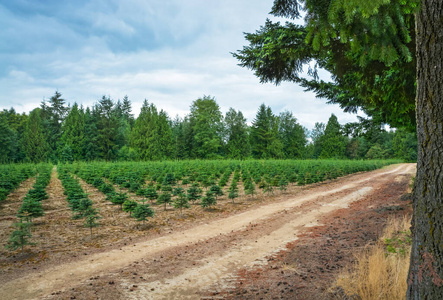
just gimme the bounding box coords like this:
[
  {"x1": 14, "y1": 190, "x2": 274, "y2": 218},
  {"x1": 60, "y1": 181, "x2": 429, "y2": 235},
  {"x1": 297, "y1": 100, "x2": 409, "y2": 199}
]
[{"x1": 0, "y1": 160, "x2": 415, "y2": 299}]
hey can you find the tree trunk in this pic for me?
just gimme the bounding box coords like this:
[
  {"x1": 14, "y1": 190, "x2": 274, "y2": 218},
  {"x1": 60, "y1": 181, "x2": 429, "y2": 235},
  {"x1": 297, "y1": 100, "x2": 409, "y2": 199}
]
[{"x1": 407, "y1": 0, "x2": 443, "y2": 298}]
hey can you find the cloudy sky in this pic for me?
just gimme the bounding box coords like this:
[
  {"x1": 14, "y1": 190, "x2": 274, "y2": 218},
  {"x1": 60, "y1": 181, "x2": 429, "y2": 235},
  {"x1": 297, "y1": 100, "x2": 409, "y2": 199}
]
[{"x1": 0, "y1": 0, "x2": 363, "y2": 130}]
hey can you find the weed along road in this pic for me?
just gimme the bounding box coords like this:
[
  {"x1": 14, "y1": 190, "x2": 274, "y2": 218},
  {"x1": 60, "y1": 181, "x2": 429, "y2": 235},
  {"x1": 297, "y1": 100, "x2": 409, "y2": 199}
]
[{"x1": 0, "y1": 163, "x2": 415, "y2": 300}]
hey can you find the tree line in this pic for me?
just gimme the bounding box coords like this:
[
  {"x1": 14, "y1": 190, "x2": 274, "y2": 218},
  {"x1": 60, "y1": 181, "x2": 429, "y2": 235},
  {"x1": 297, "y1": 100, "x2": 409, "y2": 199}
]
[{"x1": 0, "y1": 91, "x2": 416, "y2": 163}]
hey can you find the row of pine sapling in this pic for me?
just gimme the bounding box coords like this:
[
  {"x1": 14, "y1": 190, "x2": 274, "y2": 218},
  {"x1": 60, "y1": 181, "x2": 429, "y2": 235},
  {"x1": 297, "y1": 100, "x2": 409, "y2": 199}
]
[
  {"x1": 63, "y1": 159, "x2": 400, "y2": 216},
  {"x1": 6, "y1": 164, "x2": 52, "y2": 253},
  {"x1": 71, "y1": 167, "x2": 155, "y2": 226},
  {"x1": 57, "y1": 166, "x2": 101, "y2": 237},
  {"x1": 0, "y1": 164, "x2": 36, "y2": 203}
]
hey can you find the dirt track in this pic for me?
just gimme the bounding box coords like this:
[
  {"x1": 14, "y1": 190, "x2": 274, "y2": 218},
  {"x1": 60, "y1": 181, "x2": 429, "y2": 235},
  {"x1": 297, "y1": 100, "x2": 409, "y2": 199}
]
[{"x1": 0, "y1": 163, "x2": 415, "y2": 300}]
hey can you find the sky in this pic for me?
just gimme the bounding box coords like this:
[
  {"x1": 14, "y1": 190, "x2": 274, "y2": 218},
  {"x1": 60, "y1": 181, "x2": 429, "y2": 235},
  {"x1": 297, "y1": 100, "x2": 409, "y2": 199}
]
[{"x1": 0, "y1": 0, "x2": 364, "y2": 130}]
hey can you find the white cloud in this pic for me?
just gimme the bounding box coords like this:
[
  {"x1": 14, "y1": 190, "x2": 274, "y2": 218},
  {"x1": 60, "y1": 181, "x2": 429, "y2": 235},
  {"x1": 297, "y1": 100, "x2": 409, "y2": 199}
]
[{"x1": 0, "y1": 0, "x2": 362, "y2": 130}]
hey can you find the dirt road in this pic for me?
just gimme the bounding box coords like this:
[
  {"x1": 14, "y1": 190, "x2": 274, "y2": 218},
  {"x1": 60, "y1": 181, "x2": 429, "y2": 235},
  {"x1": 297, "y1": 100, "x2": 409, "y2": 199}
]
[{"x1": 0, "y1": 163, "x2": 415, "y2": 300}]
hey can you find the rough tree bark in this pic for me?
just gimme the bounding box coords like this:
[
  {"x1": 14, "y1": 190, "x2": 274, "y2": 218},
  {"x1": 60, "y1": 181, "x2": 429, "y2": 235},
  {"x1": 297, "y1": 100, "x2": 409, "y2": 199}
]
[{"x1": 407, "y1": 0, "x2": 443, "y2": 298}]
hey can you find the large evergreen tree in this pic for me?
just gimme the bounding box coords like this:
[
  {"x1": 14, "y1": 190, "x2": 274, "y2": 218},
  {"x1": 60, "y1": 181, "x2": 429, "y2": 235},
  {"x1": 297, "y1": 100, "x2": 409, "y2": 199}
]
[
  {"x1": 130, "y1": 100, "x2": 173, "y2": 160},
  {"x1": 0, "y1": 115, "x2": 18, "y2": 163},
  {"x1": 408, "y1": 2, "x2": 443, "y2": 297},
  {"x1": 250, "y1": 104, "x2": 283, "y2": 159},
  {"x1": 224, "y1": 108, "x2": 250, "y2": 159},
  {"x1": 278, "y1": 110, "x2": 306, "y2": 158},
  {"x1": 188, "y1": 96, "x2": 224, "y2": 159},
  {"x1": 234, "y1": 0, "x2": 418, "y2": 130},
  {"x1": 319, "y1": 114, "x2": 347, "y2": 159},
  {"x1": 171, "y1": 116, "x2": 189, "y2": 159},
  {"x1": 42, "y1": 91, "x2": 69, "y2": 160},
  {"x1": 95, "y1": 96, "x2": 120, "y2": 160},
  {"x1": 22, "y1": 109, "x2": 49, "y2": 162},
  {"x1": 61, "y1": 103, "x2": 85, "y2": 161},
  {"x1": 0, "y1": 108, "x2": 28, "y2": 162},
  {"x1": 82, "y1": 107, "x2": 100, "y2": 161}
]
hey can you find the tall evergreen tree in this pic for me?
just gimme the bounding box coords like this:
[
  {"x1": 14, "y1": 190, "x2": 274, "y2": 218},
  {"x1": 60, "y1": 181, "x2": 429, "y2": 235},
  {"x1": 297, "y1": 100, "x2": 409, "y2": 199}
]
[
  {"x1": 114, "y1": 96, "x2": 134, "y2": 150},
  {"x1": 22, "y1": 109, "x2": 49, "y2": 162},
  {"x1": 43, "y1": 91, "x2": 69, "y2": 160},
  {"x1": 82, "y1": 107, "x2": 100, "y2": 161},
  {"x1": 95, "y1": 96, "x2": 120, "y2": 160},
  {"x1": 250, "y1": 104, "x2": 283, "y2": 159},
  {"x1": 224, "y1": 108, "x2": 250, "y2": 159},
  {"x1": 0, "y1": 116, "x2": 17, "y2": 163},
  {"x1": 130, "y1": 100, "x2": 173, "y2": 160},
  {"x1": 121, "y1": 95, "x2": 135, "y2": 128},
  {"x1": 309, "y1": 122, "x2": 325, "y2": 159},
  {"x1": 278, "y1": 111, "x2": 307, "y2": 158},
  {"x1": 61, "y1": 103, "x2": 85, "y2": 161},
  {"x1": 319, "y1": 114, "x2": 347, "y2": 159},
  {"x1": 188, "y1": 96, "x2": 224, "y2": 159},
  {"x1": 157, "y1": 110, "x2": 173, "y2": 158},
  {"x1": 171, "y1": 116, "x2": 188, "y2": 159},
  {"x1": 0, "y1": 108, "x2": 28, "y2": 162}
]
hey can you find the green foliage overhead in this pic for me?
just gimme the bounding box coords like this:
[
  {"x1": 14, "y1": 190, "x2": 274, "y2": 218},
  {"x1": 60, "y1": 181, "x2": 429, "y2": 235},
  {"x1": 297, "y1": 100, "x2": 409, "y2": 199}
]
[{"x1": 233, "y1": 0, "x2": 420, "y2": 130}]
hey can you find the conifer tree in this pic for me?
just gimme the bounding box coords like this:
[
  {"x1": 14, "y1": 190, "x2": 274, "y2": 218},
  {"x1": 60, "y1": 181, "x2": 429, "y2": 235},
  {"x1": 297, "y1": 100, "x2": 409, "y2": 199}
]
[
  {"x1": 319, "y1": 114, "x2": 347, "y2": 159},
  {"x1": 278, "y1": 111, "x2": 307, "y2": 158},
  {"x1": 250, "y1": 104, "x2": 283, "y2": 159},
  {"x1": 82, "y1": 107, "x2": 100, "y2": 161},
  {"x1": 157, "y1": 192, "x2": 172, "y2": 211},
  {"x1": 61, "y1": 103, "x2": 85, "y2": 161},
  {"x1": 132, "y1": 203, "x2": 155, "y2": 225},
  {"x1": 130, "y1": 100, "x2": 173, "y2": 160},
  {"x1": 173, "y1": 192, "x2": 190, "y2": 215},
  {"x1": 188, "y1": 96, "x2": 224, "y2": 159},
  {"x1": 122, "y1": 200, "x2": 138, "y2": 216},
  {"x1": 224, "y1": 108, "x2": 250, "y2": 159},
  {"x1": 5, "y1": 220, "x2": 33, "y2": 253},
  {"x1": 95, "y1": 96, "x2": 120, "y2": 160},
  {"x1": 0, "y1": 116, "x2": 17, "y2": 163},
  {"x1": 22, "y1": 109, "x2": 50, "y2": 162},
  {"x1": 201, "y1": 190, "x2": 216, "y2": 209},
  {"x1": 83, "y1": 208, "x2": 101, "y2": 237}
]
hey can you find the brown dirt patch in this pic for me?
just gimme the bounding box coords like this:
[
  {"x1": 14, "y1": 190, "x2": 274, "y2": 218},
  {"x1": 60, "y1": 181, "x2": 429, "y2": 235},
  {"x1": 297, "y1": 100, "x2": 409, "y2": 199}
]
[
  {"x1": 0, "y1": 164, "x2": 415, "y2": 300},
  {"x1": 204, "y1": 167, "x2": 414, "y2": 299}
]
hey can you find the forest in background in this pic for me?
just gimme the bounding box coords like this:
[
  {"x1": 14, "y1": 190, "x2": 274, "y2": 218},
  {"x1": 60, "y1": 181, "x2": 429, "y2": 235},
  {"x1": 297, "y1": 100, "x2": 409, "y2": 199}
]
[{"x1": 0, "y1": 91, "x2": 417, "y2": 164}]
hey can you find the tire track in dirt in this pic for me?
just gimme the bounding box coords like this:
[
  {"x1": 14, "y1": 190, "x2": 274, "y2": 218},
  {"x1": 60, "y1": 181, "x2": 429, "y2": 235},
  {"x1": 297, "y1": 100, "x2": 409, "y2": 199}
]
[{"x1": 0, "y1": 164, "x2": 415, "y2": 300}]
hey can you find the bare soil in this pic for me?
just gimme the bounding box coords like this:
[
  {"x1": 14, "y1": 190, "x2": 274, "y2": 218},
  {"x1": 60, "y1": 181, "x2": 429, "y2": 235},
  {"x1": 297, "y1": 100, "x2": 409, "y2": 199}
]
[{"x1": 0, "y1": 163, "x2": 415, "y2": 300}]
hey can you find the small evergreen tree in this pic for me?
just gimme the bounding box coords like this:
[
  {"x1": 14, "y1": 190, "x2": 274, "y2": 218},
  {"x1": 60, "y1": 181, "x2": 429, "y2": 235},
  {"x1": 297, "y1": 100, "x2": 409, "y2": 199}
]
[
  {"x1": 109, "y1": 192, "x2": 128, "y2": 209},
  {"x1": 132, "y1": 203, "x2": 155, "y2": 225},
  {"x1": 5, "y1": 220, "x2": 33, "y2": 253},
  {"x1": 17, "y1": 197, "x2": 44, "y2": 222},
  {"x1": 201, "y1": 191, "x2": 216, "y2": 209},
  {"x1": 157, "y1": 192, "x2": 172, "y2": 211},
  {"x1": 209, "y1": 185, "x2": 224, "y2": 200},
  {"x1": 122, "y1": 200, "x2": 138, "y2": 216},
  {"x1": 278, "y1": 176, "x2": 289, "y2": 191},
  {"x1": 172, "y1": 186, "x2": 184, "y2": 196},
  {"x1": 73, "y1": 198, "x2": 93, "y2": 219},
  {"x1": 163, "y1": 173, "x2": 176, "y2": 185},
  {"x1": 143, "y1": 187, "x2": 158, "y2": 203},
  {"x1": 228, "y1": 184, "x2": 239, "y2": 204},
  {"x1": 244, "y1": 181, "x2": 256, "y2": 197},
  {"x1": 83, "y1": 208, "x2": 101, "y2": 237},
  {"x1": 173, "y1": 192, "x2": 190, "y2": 215},
  {"x1": 187, "y1": 183, "x2": 202, "y2": 204}
]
